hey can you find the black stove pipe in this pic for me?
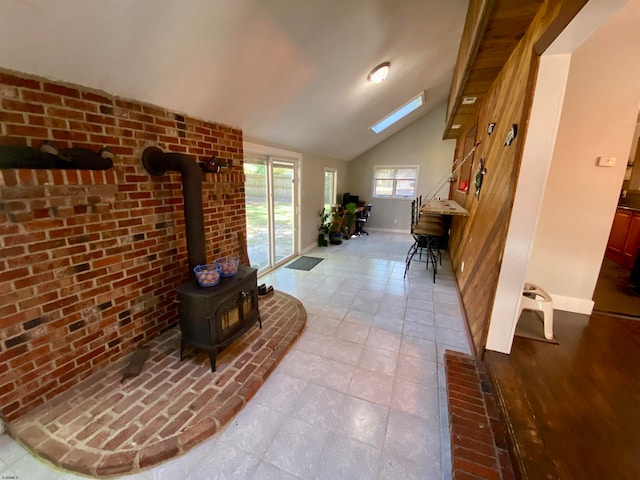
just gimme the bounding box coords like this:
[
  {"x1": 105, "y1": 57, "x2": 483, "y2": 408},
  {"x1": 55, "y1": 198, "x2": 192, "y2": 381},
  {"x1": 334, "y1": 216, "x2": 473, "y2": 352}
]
[{"x1": 141, "y1": 146, "x2": 206, "y2": 278}]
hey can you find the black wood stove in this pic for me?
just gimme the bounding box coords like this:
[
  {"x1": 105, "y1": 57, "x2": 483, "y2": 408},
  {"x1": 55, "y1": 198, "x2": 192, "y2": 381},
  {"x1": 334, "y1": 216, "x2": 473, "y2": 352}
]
[
  {"x1": 176, "y1": 265, "x2": 261, "y2": 372},
  {"x1": 141, "y1": 147, "x2": 261, "y2": 372}
]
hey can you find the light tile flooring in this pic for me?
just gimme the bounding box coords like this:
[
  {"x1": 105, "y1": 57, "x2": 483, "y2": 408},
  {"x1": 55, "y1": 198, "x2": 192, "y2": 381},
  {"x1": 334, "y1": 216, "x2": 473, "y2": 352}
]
[{"x1": 0, "y1": 232, "x2": 471, "y2": 480}]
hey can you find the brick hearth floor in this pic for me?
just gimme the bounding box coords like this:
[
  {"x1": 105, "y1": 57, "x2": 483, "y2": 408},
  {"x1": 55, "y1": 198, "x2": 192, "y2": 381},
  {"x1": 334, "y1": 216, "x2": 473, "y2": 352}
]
[
  {"x1": 0, "y1": 232, "x2": 487, "y2": 480},
  {"x1": 8, "y1": 291, "x2": 306, "y2": 478}
]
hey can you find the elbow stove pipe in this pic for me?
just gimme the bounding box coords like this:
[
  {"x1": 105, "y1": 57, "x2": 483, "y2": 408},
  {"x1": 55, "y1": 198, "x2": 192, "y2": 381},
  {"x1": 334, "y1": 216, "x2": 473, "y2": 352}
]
[{"x1": 141, "y1": 146, "x2": 206, "y2": 278}]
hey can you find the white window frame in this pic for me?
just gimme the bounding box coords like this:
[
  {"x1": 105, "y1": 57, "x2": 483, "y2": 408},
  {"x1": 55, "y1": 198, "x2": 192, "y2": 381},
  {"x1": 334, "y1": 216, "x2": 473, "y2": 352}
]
[
  {"x1": 324, "y1": 167, "x2": 337, "y2": 212},
  {"x1": 373, "y1": 165, "x2": 419, "y2": 198},
  {"x1": 243, "y1": 142, "x2": 301, "y2": 273}
]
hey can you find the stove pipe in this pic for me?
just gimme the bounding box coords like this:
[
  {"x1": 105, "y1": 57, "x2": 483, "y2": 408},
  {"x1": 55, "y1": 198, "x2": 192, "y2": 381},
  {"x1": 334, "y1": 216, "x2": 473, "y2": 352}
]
[{"x1": 142, "y1": 146, "x2": 206, "y2": 278}]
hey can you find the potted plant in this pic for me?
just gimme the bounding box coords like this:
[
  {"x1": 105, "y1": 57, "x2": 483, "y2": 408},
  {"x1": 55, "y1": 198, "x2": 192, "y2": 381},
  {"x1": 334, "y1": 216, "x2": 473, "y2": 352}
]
[
  {"x1": 318, "y1": 208, "x2": 331, "y2": 246},
  {"x1": 319, "y1": 205, "x2": 357, "y2": 246},
  {"x1": 342, "y1": 202, "x2": 358, "y2": 239},
  {"x1": 328, "y1": 212, "x2": 344, "y2": 244}
]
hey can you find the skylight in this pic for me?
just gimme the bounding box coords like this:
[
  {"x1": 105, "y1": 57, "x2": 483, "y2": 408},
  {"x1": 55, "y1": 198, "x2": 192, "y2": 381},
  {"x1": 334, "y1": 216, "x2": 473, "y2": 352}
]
[{"x1": 370, "y1": 92, "x2": 424, "y2": 134}]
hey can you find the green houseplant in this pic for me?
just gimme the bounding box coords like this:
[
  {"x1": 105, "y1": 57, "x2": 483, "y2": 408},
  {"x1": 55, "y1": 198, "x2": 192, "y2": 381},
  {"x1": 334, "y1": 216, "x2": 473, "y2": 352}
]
[
  {"x1": 318, "y1": 204, "x2": 358, "y2": 246},
  {"x1": 318, "y1": 208, "x2": 331, "y2": 246},
  {"x1": 328, "y1": 212, "x2": 344, "y2": 244},
  {"x1": 342, "y1": 202, "x2": 358, "y2": 239}
]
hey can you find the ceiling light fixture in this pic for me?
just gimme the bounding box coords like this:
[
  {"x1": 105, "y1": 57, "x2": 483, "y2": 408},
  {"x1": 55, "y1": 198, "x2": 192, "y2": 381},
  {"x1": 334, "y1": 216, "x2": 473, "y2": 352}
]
[
  {"x1": 367, "y1": 62, "x2": 391, "y2": 83},
  {"x1": 370, "y1": 92, "x2": 424, "y2": 134}
]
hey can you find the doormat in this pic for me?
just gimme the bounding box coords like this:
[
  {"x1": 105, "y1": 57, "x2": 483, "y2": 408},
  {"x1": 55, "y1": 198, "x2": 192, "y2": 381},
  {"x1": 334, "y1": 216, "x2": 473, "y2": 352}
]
[
  {"x1": 285, "y1": 256, "x2": 324, "y2": 271},
  {"x1": 514, "y1": 310, "x2": 559, "y2": 344}
]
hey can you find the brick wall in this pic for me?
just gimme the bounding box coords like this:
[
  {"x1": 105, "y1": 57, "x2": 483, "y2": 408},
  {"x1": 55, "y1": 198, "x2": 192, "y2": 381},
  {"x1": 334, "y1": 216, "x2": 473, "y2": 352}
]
[{"x1": 0, "y1": 68, "x2": 246, "y2": 421}]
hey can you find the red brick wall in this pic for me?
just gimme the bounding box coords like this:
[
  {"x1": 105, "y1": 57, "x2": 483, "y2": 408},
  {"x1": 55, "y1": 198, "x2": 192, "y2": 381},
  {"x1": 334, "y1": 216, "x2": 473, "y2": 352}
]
[{"x1": 0, "y1": 68, "x2": 246, "y2": 421}]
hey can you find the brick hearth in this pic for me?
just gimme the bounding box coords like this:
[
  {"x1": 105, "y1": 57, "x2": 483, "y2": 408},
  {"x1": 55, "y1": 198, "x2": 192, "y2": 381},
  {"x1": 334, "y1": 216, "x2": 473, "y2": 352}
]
[
  {"x1": 0, "y1": 68, "x2": 248, "y2": 422},
  {"x1": 444, "y1": 350, "x2": 515, "y2": 480},
  {"x1": 7, "y1": 291, "x2": 305, "y2": 478}
]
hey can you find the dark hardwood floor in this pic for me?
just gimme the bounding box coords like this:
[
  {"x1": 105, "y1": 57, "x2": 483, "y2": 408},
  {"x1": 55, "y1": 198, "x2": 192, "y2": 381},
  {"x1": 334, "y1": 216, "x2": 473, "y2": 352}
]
[
  {"x1": 484, "y1": 310, "x2": 640, "y2": 480},
  {"x1": 593, "y1": 257, "x2": 640, "y2": 318}
]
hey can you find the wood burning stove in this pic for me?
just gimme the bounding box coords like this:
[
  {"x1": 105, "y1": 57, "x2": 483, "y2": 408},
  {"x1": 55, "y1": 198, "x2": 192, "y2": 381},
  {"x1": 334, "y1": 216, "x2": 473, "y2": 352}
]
[
  {"x1": 176, "y1": 265, "x2": 261, "y2": 372},
  {"x1": 141, "y1": 146, "x2": 262, "y2": 372}
]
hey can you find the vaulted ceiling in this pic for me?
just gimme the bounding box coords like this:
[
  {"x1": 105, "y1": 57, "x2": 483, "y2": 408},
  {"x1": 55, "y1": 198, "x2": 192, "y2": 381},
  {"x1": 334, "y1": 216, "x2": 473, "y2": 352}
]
[
  {"x1": 0, "y1": 0, "x2": 470, "y2": 161},
  {"x1": 0, "y1": 1, "x2": 551, "y2": 161}
]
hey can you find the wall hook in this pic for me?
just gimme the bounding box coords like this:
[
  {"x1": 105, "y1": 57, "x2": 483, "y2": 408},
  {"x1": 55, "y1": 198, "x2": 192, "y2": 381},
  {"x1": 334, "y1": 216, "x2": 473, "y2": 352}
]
[{"x1": 199, "y1": 157, "x2": 230, "y2": 173}]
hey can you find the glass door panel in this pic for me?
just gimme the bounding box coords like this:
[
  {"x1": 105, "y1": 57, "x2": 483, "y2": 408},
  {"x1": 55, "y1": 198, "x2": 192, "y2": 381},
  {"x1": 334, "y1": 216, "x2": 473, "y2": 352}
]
[
  {"x1": 324, "y1": 168, "x2": 336, "y2": 213},
  {"x1": 243, "y1": 157, "x2": 270, "y2": 270},
  {"x1": 244, "y1": 154, "x2": 297, "y2": 272},
  {"x1": 273, "y1": 162, "x2": 294, "y2": 263}
]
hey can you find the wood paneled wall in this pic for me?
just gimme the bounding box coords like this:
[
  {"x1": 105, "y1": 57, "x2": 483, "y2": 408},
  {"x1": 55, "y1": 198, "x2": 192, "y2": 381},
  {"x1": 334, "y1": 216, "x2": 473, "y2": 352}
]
[
  {"x1": 448, "y1": 0, "x2": 565, "y2": 355},
  {"x1": 444, "y1": 0, "x2": 545, "y2": 139},
  {"x1": 446, "y1": 0, "x2": 492, "y2": 126}
]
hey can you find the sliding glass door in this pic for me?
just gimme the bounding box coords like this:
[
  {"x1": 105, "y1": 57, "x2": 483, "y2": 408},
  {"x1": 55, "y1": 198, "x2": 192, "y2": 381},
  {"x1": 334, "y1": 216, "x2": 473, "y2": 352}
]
[
  {"x1": 272, "y1": 161, "x2": 295, "y2": 263},
  {"x1": 244, "y1": 147, "x2": 298, "y2": 273},
  {"x1": 244, "y1": 156, "x2": 270, "y2": 270}
]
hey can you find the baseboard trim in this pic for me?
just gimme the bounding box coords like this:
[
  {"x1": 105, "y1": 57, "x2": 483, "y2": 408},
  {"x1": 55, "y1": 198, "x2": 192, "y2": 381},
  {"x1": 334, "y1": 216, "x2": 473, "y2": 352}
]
[
  {"x1": 552, "y1": 294, "x2": 594, "y2": 314},
  {"x1": 301, "y1": 242, "x2": 318, "y2": 254},
  {"x1": 366, "y1": 227, "x2": 409, "y2": 234}
]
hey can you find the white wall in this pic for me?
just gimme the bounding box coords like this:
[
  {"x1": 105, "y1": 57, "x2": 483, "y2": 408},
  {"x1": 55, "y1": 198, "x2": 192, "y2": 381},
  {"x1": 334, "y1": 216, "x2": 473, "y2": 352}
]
[
  {"x1": 299, "y1": 152, "x2": 349, "y2": 251},
  {"x1": 485, "y1": 53, "x2": 572, "y2": 352},
  {"x1": 526, "y1": 0, "x2": 640, "y2": 311},
  {"x1": 346, "y1": 103, "x2": 456, "y2": 231},
  {"x1": 486, "y1": 0, "x2": 640, "y2": 353},
  {"x1": 626, "y1": 120, "x2": 640, "y2": 191}
]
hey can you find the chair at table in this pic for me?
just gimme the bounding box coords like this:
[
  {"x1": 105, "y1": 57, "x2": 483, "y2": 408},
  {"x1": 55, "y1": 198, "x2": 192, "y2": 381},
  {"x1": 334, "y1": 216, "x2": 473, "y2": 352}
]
[
  {"x1": 404, "y1": 198, "x2": 444, "y2": 282},
  {"x1": 355, "y1": 204, "x2": 372, "y2": 236},
  {"x1": 415, "y1": 217, "x2": 444, "y2": 267}
]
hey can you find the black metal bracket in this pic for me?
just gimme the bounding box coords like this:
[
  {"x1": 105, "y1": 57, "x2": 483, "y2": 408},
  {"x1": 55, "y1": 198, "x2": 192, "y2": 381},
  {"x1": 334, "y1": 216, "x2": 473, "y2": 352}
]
[
  {"x1": 0, "y1": 141, "x2": 113, "y2": 170},
  {"x1": 198, "y1": 157, "x2": 230, "y2": 173}
]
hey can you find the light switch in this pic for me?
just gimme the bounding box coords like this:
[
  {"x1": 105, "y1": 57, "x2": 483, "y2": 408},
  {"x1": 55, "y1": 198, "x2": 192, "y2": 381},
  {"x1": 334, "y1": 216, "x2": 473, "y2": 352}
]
[{"x1": 597, "y1": 157, "x2": 616, "y2": 167}]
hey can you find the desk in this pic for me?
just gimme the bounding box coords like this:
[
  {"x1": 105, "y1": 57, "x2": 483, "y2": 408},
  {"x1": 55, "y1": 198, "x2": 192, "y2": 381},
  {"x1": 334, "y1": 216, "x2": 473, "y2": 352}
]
[
  {"x1": 420, "y1": 199, "x2": 468, "y2": 216},
  {"x1": 408, "y1": 199, "x2": 466, "y2": 283},
  {"x1": 332, "y1": 207, "x2": 365, "y2": 237}
]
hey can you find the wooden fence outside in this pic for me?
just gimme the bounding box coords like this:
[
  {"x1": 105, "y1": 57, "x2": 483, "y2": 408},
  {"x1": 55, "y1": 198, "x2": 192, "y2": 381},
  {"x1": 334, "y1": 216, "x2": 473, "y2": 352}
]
[{"x1": 245, "y1": 174, "x2": 293, "y2": 202}]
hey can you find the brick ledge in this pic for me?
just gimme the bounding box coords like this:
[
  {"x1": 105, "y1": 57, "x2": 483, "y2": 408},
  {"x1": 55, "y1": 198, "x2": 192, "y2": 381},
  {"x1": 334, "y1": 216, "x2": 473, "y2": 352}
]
[{"x1": 444, "y1": 350, "x2": 516, "y2": 480}]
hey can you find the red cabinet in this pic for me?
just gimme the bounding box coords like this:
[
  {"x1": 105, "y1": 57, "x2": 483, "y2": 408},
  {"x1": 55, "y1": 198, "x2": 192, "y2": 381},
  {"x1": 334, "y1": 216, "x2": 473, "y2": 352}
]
[{"x1": 606, "y1": 208, "x2": 640, "y2": 268}]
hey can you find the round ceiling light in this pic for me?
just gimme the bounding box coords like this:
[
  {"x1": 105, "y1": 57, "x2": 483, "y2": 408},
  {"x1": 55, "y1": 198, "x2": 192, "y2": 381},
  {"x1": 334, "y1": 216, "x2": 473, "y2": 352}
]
[{"x1": 368, "y1": 62, "x2": 390, "y2": 83}]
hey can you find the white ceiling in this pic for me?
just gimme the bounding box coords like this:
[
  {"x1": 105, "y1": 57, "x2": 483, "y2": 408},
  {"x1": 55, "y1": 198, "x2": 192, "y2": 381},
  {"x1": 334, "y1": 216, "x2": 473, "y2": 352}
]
[{"x1": 0, "y1": 0, "x2": 468, "y2": 161}]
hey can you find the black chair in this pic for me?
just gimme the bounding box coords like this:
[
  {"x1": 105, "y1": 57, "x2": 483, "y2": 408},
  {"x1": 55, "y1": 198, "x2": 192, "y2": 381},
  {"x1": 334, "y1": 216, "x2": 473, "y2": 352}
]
[
  {"x1": 355, "y1": 204, "x2": 372, "y2": 236},
  {"x1": 404, "y1": 199, "x2": 443, "y2": 282}
]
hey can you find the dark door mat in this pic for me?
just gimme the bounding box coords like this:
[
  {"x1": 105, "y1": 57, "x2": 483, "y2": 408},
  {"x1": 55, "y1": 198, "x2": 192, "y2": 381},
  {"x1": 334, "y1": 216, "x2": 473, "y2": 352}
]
[
  {"x1": 515, "y1": 310, "x2": 558, "y2": 344},
  {"x1": 285, "y1": 256, "x2": 324, "y2": 271}
]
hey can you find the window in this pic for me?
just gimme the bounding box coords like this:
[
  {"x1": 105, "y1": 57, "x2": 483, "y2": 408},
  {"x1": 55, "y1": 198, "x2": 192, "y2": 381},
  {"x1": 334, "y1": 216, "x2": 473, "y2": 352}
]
[
  {"x1": 373, "y1": 166, "x2": 418, "y2": 198},
  {"x1": 324, "y1": 168, "x2": 336, "y2": 212},
  {"x1": 370, "y1": 92, "x2": 424, "y2": 134}
]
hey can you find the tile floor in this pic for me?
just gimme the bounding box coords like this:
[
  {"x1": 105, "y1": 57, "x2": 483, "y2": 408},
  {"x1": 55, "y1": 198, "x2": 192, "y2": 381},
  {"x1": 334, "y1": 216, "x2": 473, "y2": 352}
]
[{"x1": 0, "y1": 231, "x2": 471, "y2": 480}]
